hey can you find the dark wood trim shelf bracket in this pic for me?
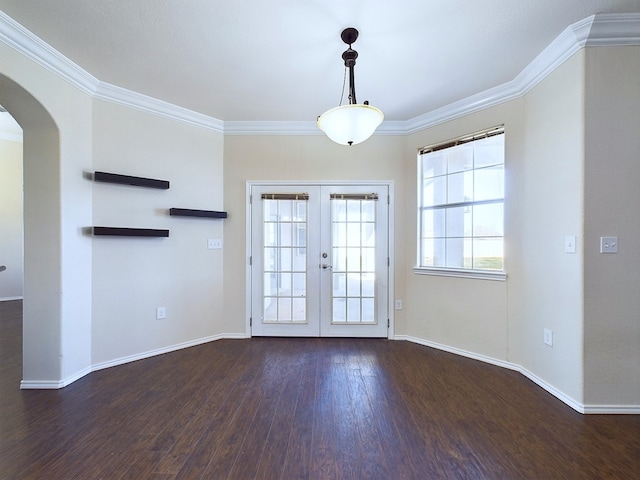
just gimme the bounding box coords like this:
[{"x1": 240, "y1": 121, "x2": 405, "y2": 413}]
[{"x1": 169, "y1": 208, "x2": 228, "y2": 219}]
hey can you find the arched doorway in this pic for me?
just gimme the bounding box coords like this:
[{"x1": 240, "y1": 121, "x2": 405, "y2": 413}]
[{"x1": 0, "y1": 73, "x2": 64, "y2": 387}]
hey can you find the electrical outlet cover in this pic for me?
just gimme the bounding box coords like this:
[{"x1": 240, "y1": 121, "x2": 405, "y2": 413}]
[{"x1": 600, "y1": 236, "x2": 618, "y2": 254}]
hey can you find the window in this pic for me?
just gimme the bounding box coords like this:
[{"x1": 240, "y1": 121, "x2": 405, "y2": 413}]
[{"x1": 416, "y1": 126, "x2": 505, "y2": 280}]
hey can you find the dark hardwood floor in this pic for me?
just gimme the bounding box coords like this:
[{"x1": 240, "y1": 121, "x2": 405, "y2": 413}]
[{"x1": 1, "y1": 300, "x2": 638, "y2": 479}]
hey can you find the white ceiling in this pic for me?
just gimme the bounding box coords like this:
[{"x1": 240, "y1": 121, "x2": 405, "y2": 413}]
[{"x1": 0, "y1": 0, "x2": 638, "y2": 122}]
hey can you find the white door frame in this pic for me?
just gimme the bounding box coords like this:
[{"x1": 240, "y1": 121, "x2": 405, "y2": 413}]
[{"x1": 245, "y1": 180, "x2": 395, "y2": 338}]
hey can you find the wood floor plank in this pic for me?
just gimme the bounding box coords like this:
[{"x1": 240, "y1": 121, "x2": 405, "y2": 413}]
[
  {"x1": 225, "y1": 340, "x2": 308, "y2": 479},
  {"x1": 1, "y1": 302, "x2": 639, "y2": 479},
  {"x1": 252, "y1": 349, "x2": 309, "y2": 479},
  {"x1": 278, "y1": 344, "x2": 318, "y2": 480}
]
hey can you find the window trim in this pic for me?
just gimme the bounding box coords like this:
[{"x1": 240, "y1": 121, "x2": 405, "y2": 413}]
[
  {"x1": 416, "y1": 125, "x2": 505, "y2": 280},
  {"x1": 413, "y1": 266, "x2": 506, "y2": 281}
]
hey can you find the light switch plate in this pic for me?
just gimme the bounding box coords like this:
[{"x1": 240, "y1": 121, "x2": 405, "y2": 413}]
[
  {"x1": 600, "y1": 236, "x2": 618, "y2": 254},
  {"x1": 564, "y1": 236, "x2": 576, "y2": 254}
]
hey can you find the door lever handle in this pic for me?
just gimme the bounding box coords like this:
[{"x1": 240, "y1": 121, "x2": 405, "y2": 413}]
[{"x1": 321, "y1": 263, "x2": 333, "y2": 270}]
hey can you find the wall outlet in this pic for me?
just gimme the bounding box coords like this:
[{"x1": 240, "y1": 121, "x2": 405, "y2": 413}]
[
  {"x1": 156, "y1": 307, "x2": 166, "y2": 320},
  {"x1": 395, "y1": 299, "x2": 403, "y2": 310},
  {"x1": 543, "y1": 328, "x2": 553, "y2": 346},
  {"x1": 599, "y1": 236, "x2": 618, "y2": 254},
  {"x1": 208, "y1": 238, "x2": 222, "y2": 250}
]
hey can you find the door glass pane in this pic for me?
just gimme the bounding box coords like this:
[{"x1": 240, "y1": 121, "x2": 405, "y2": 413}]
[
  {"x1": 346, "y1": 223, "x2": 360, "y2": 246},
  {"x1": 331, "y1": 197, "x2": 377, "y2": 324},
  {"x1": 361, "y1": 298, "x2": 375, "y2": 322},
  {"x1": 362, "y1": 201, "x2": 375, "y2": 222},
  {"x1": 346, "y1": 247, "x2": 361, "y2": 271},
  {"x1": 347, "y1": 298, "x2": 361, "y2": 322},
  {"x1": 333, "y1": 298, "x2": 346, "y2": 322},
  {"x1": 333, "y1": 247, "x2": 347, "y2": 271},
  {"x1": 347, "y1": 200, "x2": 361, "y2": 222},
  {"x1": 361, "y1": 248, "x2": 375, "y2": 272},
  {"x1": 362, "y1": 223, "x2": 375, "y2": 247},
  {"x1": 333, "y1": 273, "x2": 346, "y2": 296},
  {"x1": 362, "y1": 273, "x2": 375, "y2": 297},
  {"x1": 262, "y1": 198, "x2": 307, "y2": 323}
]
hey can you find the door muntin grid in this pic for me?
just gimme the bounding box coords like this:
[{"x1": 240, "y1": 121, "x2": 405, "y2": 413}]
[
  {"x1": 330, "y1": 195, "x2": 377, "y2": 324},
  {"x1": 262, "y1": 197, "x2": 308, "y2": 323}
]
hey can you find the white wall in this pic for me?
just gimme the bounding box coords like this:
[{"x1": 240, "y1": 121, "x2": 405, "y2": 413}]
[
  {"x1": 584, "y1": 45, "x2": 640, "y2": 408},
  {"x1": 0, "y1": 122, "x2": 23, "y2": 300},
  {"x1": 91, "y1": 100, "x2": 225, "y2": 366}
]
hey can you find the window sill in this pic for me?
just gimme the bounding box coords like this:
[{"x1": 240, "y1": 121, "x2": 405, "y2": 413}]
[{"x1": 413, "y1": 267, "x2": 507, "y2": 281}]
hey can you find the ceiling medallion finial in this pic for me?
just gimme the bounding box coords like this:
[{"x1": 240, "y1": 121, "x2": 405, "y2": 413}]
[{"x1": 317, "y1": 27, "x2": 384, "y2": 146}]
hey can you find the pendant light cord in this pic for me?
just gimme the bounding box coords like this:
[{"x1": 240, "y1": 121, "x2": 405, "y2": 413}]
[{"x1": 338, "y1": 66, "x2": 347, "y2": 106}]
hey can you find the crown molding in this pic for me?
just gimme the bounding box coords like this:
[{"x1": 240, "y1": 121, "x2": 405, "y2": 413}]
[
  {"x1": 224, "y1": 120, "x2": 321, "y2": 136},
  {"x1": 0, "y1": 10, "x2": 98, "y2": 96},
  {"x1": 94, "y1": 82, "x2": 224, "y2": 133},
  {"x1": 587, "y1": 12, "x2": 640, "y2": 46},
  {"x1": 1, "y1": 12, "x2": 638, "y2": 137}
]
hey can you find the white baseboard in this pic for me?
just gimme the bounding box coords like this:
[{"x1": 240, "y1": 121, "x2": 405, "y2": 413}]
[
  {"x1": 21, "y1": 379, "x2": 66, "y2": 389},
  {"x1": 20, "y1": 333, "x2": 249, "y2": 389},
  {"x1": 582, "y1": 404, "x2": 640, "y2": 414},
  {"x1": 396, "y1": 335, "x2": 640, "y2": 415},
  {"x1": 91, "y1": 333, "x2": 248, "y2": 372},
  {"x1": 396, "y1": 335, "x2": 519, "y2": 372},
  {"x1": 0, "y1": 296, "x2": 23, "y2": 302}
]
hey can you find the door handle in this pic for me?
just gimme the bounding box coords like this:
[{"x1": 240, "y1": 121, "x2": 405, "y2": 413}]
[{"x1": 321, "y1": 263, "x2": 333, "y2": 270}]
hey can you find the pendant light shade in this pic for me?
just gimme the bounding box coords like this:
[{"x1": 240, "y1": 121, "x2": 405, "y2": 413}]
[
  {"x1": 318, "y1": 28, "x2": 383, "y2": 146},
  {"x1": 317, "y1": 103, "x2": 384, "y2": 146}
]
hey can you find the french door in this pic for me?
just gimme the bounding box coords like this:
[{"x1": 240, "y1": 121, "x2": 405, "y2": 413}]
[{"x1": 250, "y1": 184, "x2": 390, "y2": 337}]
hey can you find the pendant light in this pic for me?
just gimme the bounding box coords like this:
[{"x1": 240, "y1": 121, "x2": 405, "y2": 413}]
[{"x1": 317, "y1": 28, "x2": 383, "y2": 146}]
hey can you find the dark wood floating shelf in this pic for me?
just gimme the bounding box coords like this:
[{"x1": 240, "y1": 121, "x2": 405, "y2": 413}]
[
  {"x1": 94, "y1": 171, "x2": 170, "y2": 190},
  {"x1": 169, "y1": 208, "x2": 228, "y2": 219},
  {"x1": 92, "y1": 227, "x2": 169, "y2": 237}
]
